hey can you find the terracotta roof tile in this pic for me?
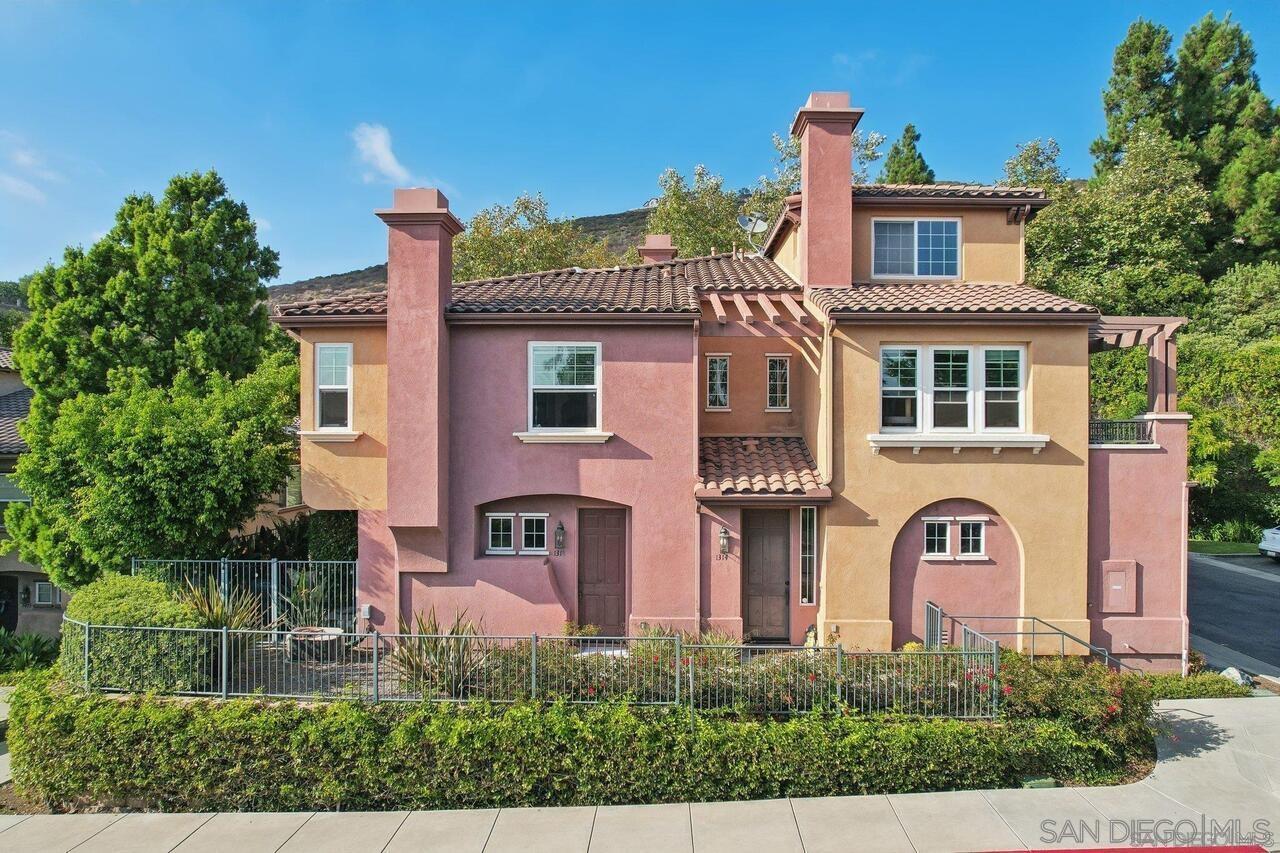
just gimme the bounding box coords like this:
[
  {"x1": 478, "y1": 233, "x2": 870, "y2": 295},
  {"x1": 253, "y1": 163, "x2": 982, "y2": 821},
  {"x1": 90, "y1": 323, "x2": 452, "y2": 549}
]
[
  {"x1": 0, "y1": 387, "x2": 32, "y2": 455},
  {"x1": 272, "y1": 292, "x2": 389, "y2": 319},
  {"x1": 852, "y1": 183, "x2": 1048, "y2": 201},
  {"x1": 698, "y1": 436, "x2": 824, "y2": 497},
  {"x1": 809, "y1": 282, "x2": 1096, "y2": 316}
]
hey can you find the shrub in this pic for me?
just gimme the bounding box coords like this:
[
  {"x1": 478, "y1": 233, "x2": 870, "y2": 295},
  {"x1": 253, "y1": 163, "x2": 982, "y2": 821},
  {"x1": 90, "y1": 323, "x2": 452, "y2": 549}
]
[
  {"x1": 9, "y1": 673, "x2": 1110, "y2": 812},
  {"x1": 61, "y1": 573, "x2": 204, "y2": 693},
  {"x1": 0, "y1": 630, "x2": 58, "y2": 678},
  {"x1": 1143, "y1": 672, "x2": 1252, "y2": 699},
  {"x1": 307, "y1": 510, "x2": 357, "y2": 561}
]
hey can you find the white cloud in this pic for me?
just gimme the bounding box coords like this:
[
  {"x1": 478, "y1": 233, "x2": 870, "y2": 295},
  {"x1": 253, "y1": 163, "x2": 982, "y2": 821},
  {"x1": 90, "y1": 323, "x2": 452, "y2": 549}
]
[
  {"x1": 351, "y1": 122, "x2": 412, "y2": 185},
  {"x1": 0, "y1": 172, "x2": 45, "y2": 203},
  {"x1": 256, "y1": 218, "x2": 272, "y2": 232},
  {"x1": 9, "y1": 147, "x2": 62, "y2": 182}
]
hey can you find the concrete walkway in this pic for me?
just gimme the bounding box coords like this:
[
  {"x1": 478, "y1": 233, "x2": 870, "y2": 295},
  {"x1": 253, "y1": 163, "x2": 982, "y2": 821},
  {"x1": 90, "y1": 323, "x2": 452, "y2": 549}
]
[{"x1": 0, "y1": 697, "x2": 1276, "y2": 852}]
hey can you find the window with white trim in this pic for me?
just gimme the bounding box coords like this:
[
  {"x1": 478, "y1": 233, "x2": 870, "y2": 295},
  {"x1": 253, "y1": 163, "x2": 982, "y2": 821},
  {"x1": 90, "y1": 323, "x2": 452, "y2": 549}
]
[
  {"x1": 880, "y1": 347, "x2": 920, "y2": 429},
  {"x1": 766, "y1": 356, "x2": 790, "y2": 410},
  {"x1": 800, "y1": 506, "x2": 817, "y2": 604},
  {"x1": 958, "y1": 521, "x2": 986, "y2": 557},
  {"x1": 706, "y1": 355, "x2": 729, "y2": 409},
  {"x1": 521, "y1": 515, "x2": 548, "y2": 555},
  {"x1": 982, "y1": 348, "x2": 1023, "y2": 430},
  {"x1": 486, "y1": 514, "x2": 515, "y2": 555},
  {"x1": 34, "y1": 581, "x2": 60, "y2": 606},
  {"x1": 923, "y1": 521, "x2": 950, "y2": 557},
  {"x1": 873, "y1": 219, "x2": 959, "y2": 278},
  {"x1": 529, "y1": 343, "x2": 600, "y2": 431},
  {"x1": 880, "y1": 345, "x2": 1026, "y2": 434},
  {"x1": 931, "y1": 349, "x2": 971, "y2": 430},
  {"x1": 315, "y1": 343, "x2": 353, "y2": 430}
]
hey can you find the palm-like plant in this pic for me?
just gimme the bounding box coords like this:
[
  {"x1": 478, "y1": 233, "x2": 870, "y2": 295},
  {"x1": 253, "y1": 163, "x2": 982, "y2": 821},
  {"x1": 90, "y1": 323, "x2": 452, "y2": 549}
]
[{"x1": 386, "y1": 607, "x2": 485, "y2": 699}]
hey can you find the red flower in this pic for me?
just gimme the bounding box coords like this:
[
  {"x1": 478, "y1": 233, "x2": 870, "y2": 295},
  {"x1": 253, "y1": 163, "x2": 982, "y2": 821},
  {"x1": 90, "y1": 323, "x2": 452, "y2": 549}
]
[
  {"x1": 979, "y1": 683, "x2": 990, "y2": 692},
  {"x1": 653, "y1": 655, "x2": 660, "y2": 663},
  {"x1": 586, "y1": 686, "x2": 596, "y2": 696},
  {"x1": 964, "y1": 671, "x2": 974, "y2": 681},
  {"x1": 807, "y1": 673, "x2": 816, "y2": 682},
  {"x1": 1001, "y1": 685, "x2": 1013, "y2": 696},
  {"x1": 1106, "y1": 703, "x2": 1119, "y2": 715}
]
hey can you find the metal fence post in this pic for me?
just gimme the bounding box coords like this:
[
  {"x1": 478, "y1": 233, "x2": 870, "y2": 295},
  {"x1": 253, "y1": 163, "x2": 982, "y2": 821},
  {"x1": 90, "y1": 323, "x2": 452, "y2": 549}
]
[
  {"x1": 687, "y1": 649, "x2": 695, "y2": 733},
  {"x1": 371, "y1": 630, "x2": 380, "y2": 703},
  {"x1": 219, "y1": 557, "x2": 230, "y2": 609},
  {"x1": 270, "y1": 558, "x2": 280, "y2": 633},
  {"x1": 991, "y1": 640, "x2": 1001, "y2": 717},
  {"x1": 220, "y1": 625, "x2": 229, "y2": 699},
  {"x1": 530, "y1": 633, "x2": 538, "y2": 700},
  {"x1": 83, "y1": 623, "x2": 91, "y2": 690},
  {"x1": 674, "y1": 634, "x2": 681, "y2": 708},
  {"x1": 836, "y1": 643, "x2": 844, "y2": 705},
  {"x1": 130, "y1": 557, "x2": 137, "y2": 576}
]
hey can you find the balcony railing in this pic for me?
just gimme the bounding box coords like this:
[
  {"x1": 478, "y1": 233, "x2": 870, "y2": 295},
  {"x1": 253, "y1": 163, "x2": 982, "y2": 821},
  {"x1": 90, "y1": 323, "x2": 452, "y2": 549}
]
[{"x1": 1089, "y1": 419, "x2": 1154, "y2": 446}]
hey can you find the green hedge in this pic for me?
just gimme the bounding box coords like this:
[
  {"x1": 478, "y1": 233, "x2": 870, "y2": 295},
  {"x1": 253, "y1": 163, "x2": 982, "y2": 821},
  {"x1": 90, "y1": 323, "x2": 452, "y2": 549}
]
[
  {"x1": 10, "y1": 672, "x2": 1115, "y2": 812},
  {"x1": 1144, "y1": 672, "x2": 1252, "y2": 699},
  {"x1": 307, "y1": 510, "x2": 357, "y2": 561}
]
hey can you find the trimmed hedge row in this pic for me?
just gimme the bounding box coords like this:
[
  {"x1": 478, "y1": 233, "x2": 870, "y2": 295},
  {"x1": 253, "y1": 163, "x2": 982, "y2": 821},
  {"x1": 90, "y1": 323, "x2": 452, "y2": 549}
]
[{"x1": 10, "y1": 672, "x2": 1116, "y2": 812}]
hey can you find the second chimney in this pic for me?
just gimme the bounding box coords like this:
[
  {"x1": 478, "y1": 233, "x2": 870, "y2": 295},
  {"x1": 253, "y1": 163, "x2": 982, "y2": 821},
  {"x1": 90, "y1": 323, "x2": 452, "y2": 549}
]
[
  {"x1": 638, "y1": 234, "x2": 677, "y2": 264},
  {"x1": 791, "y1": 92, "x2": 862, "y2": 288}
]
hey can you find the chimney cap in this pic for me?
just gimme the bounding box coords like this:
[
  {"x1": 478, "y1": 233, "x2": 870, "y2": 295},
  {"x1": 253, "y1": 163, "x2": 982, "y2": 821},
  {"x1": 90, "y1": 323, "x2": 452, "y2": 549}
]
[
  {"x1": 375, "y1": 187, "x2": 464, "y2": 233},
  {"x1": 790, "y1": 91, "x2": 864, "y2": 137},
  {"x1": 638, "y1": 233, "x2": 677, "y2": 263}
]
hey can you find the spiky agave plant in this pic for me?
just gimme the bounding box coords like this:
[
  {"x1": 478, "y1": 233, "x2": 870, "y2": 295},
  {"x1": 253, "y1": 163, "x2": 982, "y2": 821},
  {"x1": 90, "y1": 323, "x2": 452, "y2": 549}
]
[{"x1": 386, "y1": 607, "x2": 485, "y2": 699}]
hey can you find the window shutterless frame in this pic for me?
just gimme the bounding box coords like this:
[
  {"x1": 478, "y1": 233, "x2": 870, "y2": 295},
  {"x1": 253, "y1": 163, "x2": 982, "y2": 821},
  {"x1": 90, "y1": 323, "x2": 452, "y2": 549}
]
[
  {"x1": 705, "y1": 354, "x2": 730, "y2": 410},
  {"x1": 799, "y1": 506, "x2": 817, "y2": 605},
  {"x1": 923, "y1": 520, "x2": 951, "y2": 557},
  {"x1": 527, "y1": 341, "x2": 602, "y2": 433},
  {"x1": 879, "y1": 346, "x2": 921, "y2": 432},
  {"x1": 766, "y1": 355, "x2": 790, "y2": 411},
  {"x1": 35, "y1": 581, "x2": 55, "y2": 605},
  {"x1": 519, "y1": 513, "x2": 549, "y2": 555},
  {"x1": 880, "y1": 344, "x2": 1027, "y2": 435},
  {"x1": 314, "y1": 342, "x2": 354, "y2": 431},
  {"x1": 958, "y1": 520, "x2": 986, "y2": 557},
  {"x1": 978, "y1": 346, "x2": 1026, "y2": 432},
  {"x1": 871, "y1": 217, "x2": 962, "y2": 280},
  {"x1": 485, "y1": 513, "x2": 515, "y2": 555}
]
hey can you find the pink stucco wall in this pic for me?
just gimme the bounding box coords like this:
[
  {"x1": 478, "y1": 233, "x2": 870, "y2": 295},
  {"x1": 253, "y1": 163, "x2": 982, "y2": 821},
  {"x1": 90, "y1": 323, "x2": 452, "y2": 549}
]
[
  {"x1": 1087, "y1": 415, "x2": 1189, "y2": 671},
  {"x1": 889, "y1": 498, "x2": 1021, "y2": 648},
  {"x1": 359, "y1": 322, "x2": 700, "y2": 635}
]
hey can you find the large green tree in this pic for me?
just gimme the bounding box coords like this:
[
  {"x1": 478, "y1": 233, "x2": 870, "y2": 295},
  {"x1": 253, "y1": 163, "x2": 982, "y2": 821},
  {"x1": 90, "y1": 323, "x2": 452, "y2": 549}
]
[
  {"x1": 643, "y1": 166, "x2": 744, "y2": 258},
  {"x1": 744, "y1": 128, "x2": 886, "y2": 226},
  {"x1": 453, "y1": 193, "x2": 617, "y2": 281},
  {"x1": 878, "y1": 124, "x2": 935, "y2": 184},
  {"x1": 1000, "y1": 139, "x2": 1069, "y2": 194}
]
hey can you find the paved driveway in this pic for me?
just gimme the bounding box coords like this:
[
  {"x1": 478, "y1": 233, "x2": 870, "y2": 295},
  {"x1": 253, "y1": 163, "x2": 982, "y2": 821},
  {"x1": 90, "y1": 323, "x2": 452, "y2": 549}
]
[{"x1": 1189, "y1": 552, "x2": 1280, "y2": 676}]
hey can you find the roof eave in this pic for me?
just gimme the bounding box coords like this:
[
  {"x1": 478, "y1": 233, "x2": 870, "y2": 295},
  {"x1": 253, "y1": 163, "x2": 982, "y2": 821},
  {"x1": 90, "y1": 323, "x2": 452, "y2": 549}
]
[
  {"x1": 694, "y1": 488, "x2": 833, "y2": 505},
  {"x1": 826, "y1": 310, "x2": 1098, "y2": 324},
  {"x1": 448, "y1": 311, "x2": 699, "y2": 325}
]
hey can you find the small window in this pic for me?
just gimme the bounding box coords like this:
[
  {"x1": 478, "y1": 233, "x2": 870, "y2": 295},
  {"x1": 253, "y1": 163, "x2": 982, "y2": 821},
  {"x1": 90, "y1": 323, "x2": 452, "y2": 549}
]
[
  {"x1": 281, "y1": 464, "x2": 303, "y2": 508},
  {"x1": 766, "y1": 356, "x2": 790, "y2": 410},
  {"x1": 800, "y1": 506, "x2": 817, "y2": 605},
  {"x1": 706, "y1": 356, "x2": 729, "y2": 409},
  {"x1": 931, "y1": 349, "x2": 971, "y2": 430},
  {"x1": 486, "y1": 514, "x2": 515, "y2": 555},
  {"x1": 315, "y1": 343, "x2": 352, "y2": 430},
  {"x1": 529, "y1": 343, "x2": 600, "y2": 431},
  {"x1": 881, "y1": 348, "x2": 920, "y2": 429},
  {"x1": 873, "y1": 220, "x2": 959, "y2": 278},
  {"x1": 34, "y1": 581, "x2": 55, "y2": 606},
  {"x1": 924, "y1": 521, "x2": 950, "y2": 557},
  {"x1": 959, "y1": 521, "x2": 985, "y2": 557},
  {"x1": 983, "y1": 348, "x2": 1023, "y2": 430},
  {"x1": 521, "y1": 515, "x2": 548, "y2": 554}
]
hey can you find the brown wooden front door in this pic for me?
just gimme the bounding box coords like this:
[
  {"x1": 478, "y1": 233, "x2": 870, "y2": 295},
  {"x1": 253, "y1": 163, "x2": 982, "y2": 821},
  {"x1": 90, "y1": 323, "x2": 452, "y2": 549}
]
[
  {"x1": 743, "y1": 509, "x2": 790, "y2": 641},
  {"x1": 578, "y1": 509, "x2": 626, "y2": 636}
]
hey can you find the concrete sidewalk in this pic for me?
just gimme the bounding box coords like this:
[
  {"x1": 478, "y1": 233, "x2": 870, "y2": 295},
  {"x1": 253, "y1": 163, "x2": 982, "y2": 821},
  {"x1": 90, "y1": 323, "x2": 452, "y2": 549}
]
[{"x1": 1, "y1": 697, "x2": 1276, "y2": 852}]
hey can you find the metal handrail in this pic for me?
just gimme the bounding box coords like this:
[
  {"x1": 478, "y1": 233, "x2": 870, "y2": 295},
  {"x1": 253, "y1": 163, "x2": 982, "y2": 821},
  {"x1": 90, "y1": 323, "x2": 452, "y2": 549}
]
[
  {"x1": 934, "y1": 607, "x2": 1141, "y2": 672},
  {"x1": 1089, "y1": 418, "x2": 1154, "y2": 445}
]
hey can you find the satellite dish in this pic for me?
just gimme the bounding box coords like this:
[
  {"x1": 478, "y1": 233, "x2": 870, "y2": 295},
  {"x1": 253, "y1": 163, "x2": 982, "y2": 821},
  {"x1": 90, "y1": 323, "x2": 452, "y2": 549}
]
[{"x1": 736, "y1": 212, "x2": 769, "y2": 251}]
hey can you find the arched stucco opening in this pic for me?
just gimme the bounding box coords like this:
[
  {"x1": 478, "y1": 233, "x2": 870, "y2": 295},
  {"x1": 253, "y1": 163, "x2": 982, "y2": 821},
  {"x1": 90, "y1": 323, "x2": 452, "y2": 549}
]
[{"x1": 888, "y1": 498, "x2": 1022, "y2": 648}]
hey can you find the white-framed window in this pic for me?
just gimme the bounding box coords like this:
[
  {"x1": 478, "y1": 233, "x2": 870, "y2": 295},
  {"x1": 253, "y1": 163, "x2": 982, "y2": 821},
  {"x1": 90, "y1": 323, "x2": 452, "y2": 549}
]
[
  {"x1": 706, "y1": 355, "x2": 729, "y2": 410},
  {"x1": 520, "y1": 514, "x2": 549, "y2": 555},
  {"x1": 958, "y1": 520, "x2": 986, "y2": 557},
  {"x1": 34, "y1": 581, "x2": 60, "y2": 606},
  {"x1": 315, "y1": 343, "x2": 353, "y2": 430},
  {"x1": 880, "y1": 345, "x2": 1027, "y2": 434},
  {"x1": 880, "y1": 347, "x2": 920, "y2": 430},
  {"x1": 766, "y1": 356, "x2": 790, "y2": 411},
  {"x1": 528, "y1": 342, "x2": 601, "y2": 432},
  {"x1": 280, "y1": 464, "x2": 303, "y2": 509},
  {"x1": 923, "y1": 520, "x2": 950, "y2": 557},
  {"x1": 485, "y1": 513, "x2": 515, "y2": 555},
  {"x1": 872, "y1": 218, "x2": 960, "y2": 279},
  {"x1": 800, "y1": 506, "x2": 817, "y2": 605}
]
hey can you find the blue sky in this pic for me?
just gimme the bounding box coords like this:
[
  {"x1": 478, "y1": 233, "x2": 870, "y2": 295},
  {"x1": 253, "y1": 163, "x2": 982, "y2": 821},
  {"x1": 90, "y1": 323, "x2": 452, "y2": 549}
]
[{"x1": 2, "y1": 2, "x2": 1276, "y2": 285}]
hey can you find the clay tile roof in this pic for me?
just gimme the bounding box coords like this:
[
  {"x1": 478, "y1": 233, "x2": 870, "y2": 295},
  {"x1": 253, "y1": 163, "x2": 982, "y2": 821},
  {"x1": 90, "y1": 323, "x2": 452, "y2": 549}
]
[
  {"x1": 272, "y1": 254, "x2": 797, "y2": 321},
  {"x1": 697, "y1": 436, "x2": 826, "y2": 497},
  {"x1": 809, "y1": 281, "x2": 1097, "y2": 317},
  {"x1": 852, "y1": 183, "x2": 1048, "y2": 201},
  {"x1": 0, "y1": 387, "x2": 32, "y2": 455}
]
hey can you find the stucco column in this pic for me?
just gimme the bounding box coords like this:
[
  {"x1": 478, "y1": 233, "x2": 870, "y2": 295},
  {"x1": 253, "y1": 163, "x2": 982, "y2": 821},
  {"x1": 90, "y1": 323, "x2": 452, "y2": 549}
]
[{"x1": 791, "y1": 92, "x2": 862, "y2": 289}]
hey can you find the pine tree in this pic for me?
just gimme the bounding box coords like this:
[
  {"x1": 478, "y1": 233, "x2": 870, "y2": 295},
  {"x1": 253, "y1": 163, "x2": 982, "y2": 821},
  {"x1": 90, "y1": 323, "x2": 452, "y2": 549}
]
[{"x1": 878, "y1": 124, "x2": 935, "y2": 184}]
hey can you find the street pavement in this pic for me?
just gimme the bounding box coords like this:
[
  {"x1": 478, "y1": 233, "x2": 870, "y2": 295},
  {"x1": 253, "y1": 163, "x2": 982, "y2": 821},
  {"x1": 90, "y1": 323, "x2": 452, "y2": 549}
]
[
  {"x1": 0, "y1": 697, "x2": 1277, "y2": 852},
  {"x1": 1189, "y1": 552, "x2": 1280, "y2": 676}
]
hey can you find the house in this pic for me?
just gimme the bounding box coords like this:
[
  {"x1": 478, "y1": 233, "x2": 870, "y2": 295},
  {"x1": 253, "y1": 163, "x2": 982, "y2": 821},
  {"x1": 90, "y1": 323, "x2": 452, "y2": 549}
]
[
  {"x1": 273, "y1": 92, "x2": 1190, "y2": 671},
  {"x1": 0, "y1": 347, "x2": 66, "y2": 638}
]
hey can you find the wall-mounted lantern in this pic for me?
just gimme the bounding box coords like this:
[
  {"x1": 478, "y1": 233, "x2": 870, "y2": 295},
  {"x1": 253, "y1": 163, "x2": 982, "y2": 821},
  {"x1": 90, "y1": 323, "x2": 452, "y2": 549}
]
[
  {"x1": 554, "y1": 520, "x2": 566, "y2": 551},
  {"x1": 718, "y1": 526, "x2": 730, "y2": 555}
]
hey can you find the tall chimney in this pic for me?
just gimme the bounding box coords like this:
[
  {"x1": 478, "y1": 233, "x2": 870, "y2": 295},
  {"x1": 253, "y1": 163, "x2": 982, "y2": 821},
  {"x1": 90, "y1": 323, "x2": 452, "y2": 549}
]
[
  {"x1": 790, "y1": 92, "x2": 862, "y2": 288},
  {"x1": 375, "y1": 189, "x2": 463, "y2": 569},
  {"x1": 638, "y1": 234, "x2": 677, "y2": 264}
]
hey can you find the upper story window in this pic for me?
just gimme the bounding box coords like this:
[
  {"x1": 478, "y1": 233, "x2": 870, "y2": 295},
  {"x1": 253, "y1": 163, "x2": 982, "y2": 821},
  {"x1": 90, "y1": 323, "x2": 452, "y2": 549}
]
[
  {"x1": 706, "y1": 355, "x2": 729, "y2": 410},
  {"x1": 529, "y1": 342, "x2": 600, "y2": 432},
  {"x1": 315, "y1": 343, "x2": 353, "y2": 430},
  {"x1": 873, "y1": 219, "x2": 960, "y2": 278},
  {"x1": 880, "y1": 345, "x2": 1025, "y2": 434},
  {"x1": 766, "y1": 356, "x2": 790, "y2": 411}
]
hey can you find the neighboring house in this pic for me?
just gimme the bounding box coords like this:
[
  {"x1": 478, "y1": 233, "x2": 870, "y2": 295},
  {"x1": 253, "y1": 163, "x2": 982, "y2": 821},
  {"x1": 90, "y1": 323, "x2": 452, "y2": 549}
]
[
  {"x1": 0, "y1": 347, "x2": 66, "y2": 637},
  {"x1": 274, "y1": 92, "x2": 1190, "y2": 670}
]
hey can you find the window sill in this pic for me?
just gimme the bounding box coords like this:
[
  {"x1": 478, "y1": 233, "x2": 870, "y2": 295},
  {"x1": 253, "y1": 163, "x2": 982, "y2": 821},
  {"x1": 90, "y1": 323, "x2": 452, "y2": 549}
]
[
  {"x1": 485, "y1": 550, "x2": 515, "y2": 557},
  {"x1": 705, "y1": 407, "x2": 731, "y2": 413},
  {"x1": 514, "y1": 431, "x2": 614, "y2": 444},
  {"x1": 301, "y1": 430, "x2": 363, "y2": 443},
  {"x1": 520, "y1": 549, "x2": 550, "y2": 556},
  {"x1": 923, "y1": 555, "x2": 954, "y2": 562},
  {"x1": 867, "y1": 433, "x2": 1050, "y2": 455},
  {"x1": 765, "y1": 408, "x2": 792, "y2": 413}
]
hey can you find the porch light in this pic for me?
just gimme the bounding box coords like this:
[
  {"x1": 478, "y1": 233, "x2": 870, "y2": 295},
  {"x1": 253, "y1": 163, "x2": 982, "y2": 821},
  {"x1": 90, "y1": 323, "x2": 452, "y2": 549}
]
[
  {"x1": 554, "y1": 520, "x2": 566, "y2": 551},
  {"x1": 719, "y1": 526, "x2": 730, "y2": 555}
]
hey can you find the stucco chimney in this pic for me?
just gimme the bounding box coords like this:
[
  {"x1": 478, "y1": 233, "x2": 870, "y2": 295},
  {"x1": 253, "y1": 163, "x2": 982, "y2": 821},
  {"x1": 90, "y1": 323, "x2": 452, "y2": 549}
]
[
  {"x1": 638, "y1": 234, "x2": 677, "y2": 264},
  {"x1": 375, "y1": 189, "x2": 463, "y2": 563},
  {"x1": 790, "y1": 92, "x2": 863, "y2": 288}
]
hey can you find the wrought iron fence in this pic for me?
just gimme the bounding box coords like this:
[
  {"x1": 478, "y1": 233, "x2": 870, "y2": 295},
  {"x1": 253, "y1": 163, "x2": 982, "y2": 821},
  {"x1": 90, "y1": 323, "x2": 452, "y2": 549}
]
[
  {"x1": 1089, "y1": 419, "x2": 1154, "y2": 445},
  {"x1": 61, "y1": 617, "x2": 1001, "y2": 718},
  {"x1": 131, "y1": 558, "x2": 358, "y2": 633}
]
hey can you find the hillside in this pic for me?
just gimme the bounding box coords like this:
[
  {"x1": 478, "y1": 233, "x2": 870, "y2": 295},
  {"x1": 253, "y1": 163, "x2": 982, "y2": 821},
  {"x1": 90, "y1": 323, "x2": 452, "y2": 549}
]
[{"x1": 268, "y1": 207, "x2": 652, "y2": 307}]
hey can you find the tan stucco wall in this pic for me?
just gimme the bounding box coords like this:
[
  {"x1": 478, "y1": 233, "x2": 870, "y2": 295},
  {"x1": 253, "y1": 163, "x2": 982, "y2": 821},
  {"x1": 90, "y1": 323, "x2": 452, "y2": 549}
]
[
  {"x1": 298, "y1": 326, "x2": 388, "y2": 510},
  {"x1": 698, "y1": 335, "x2": 818, "y2": 436},
  {"x1": 851, "y1": 206, "x2": 1024, "y2": 283},
  {"x1": 772, "y1": 225, "x2": 802, "y2": 282},
  {"x1": 818, "y1": 321, "x2": 1092, "y2": 650}
]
